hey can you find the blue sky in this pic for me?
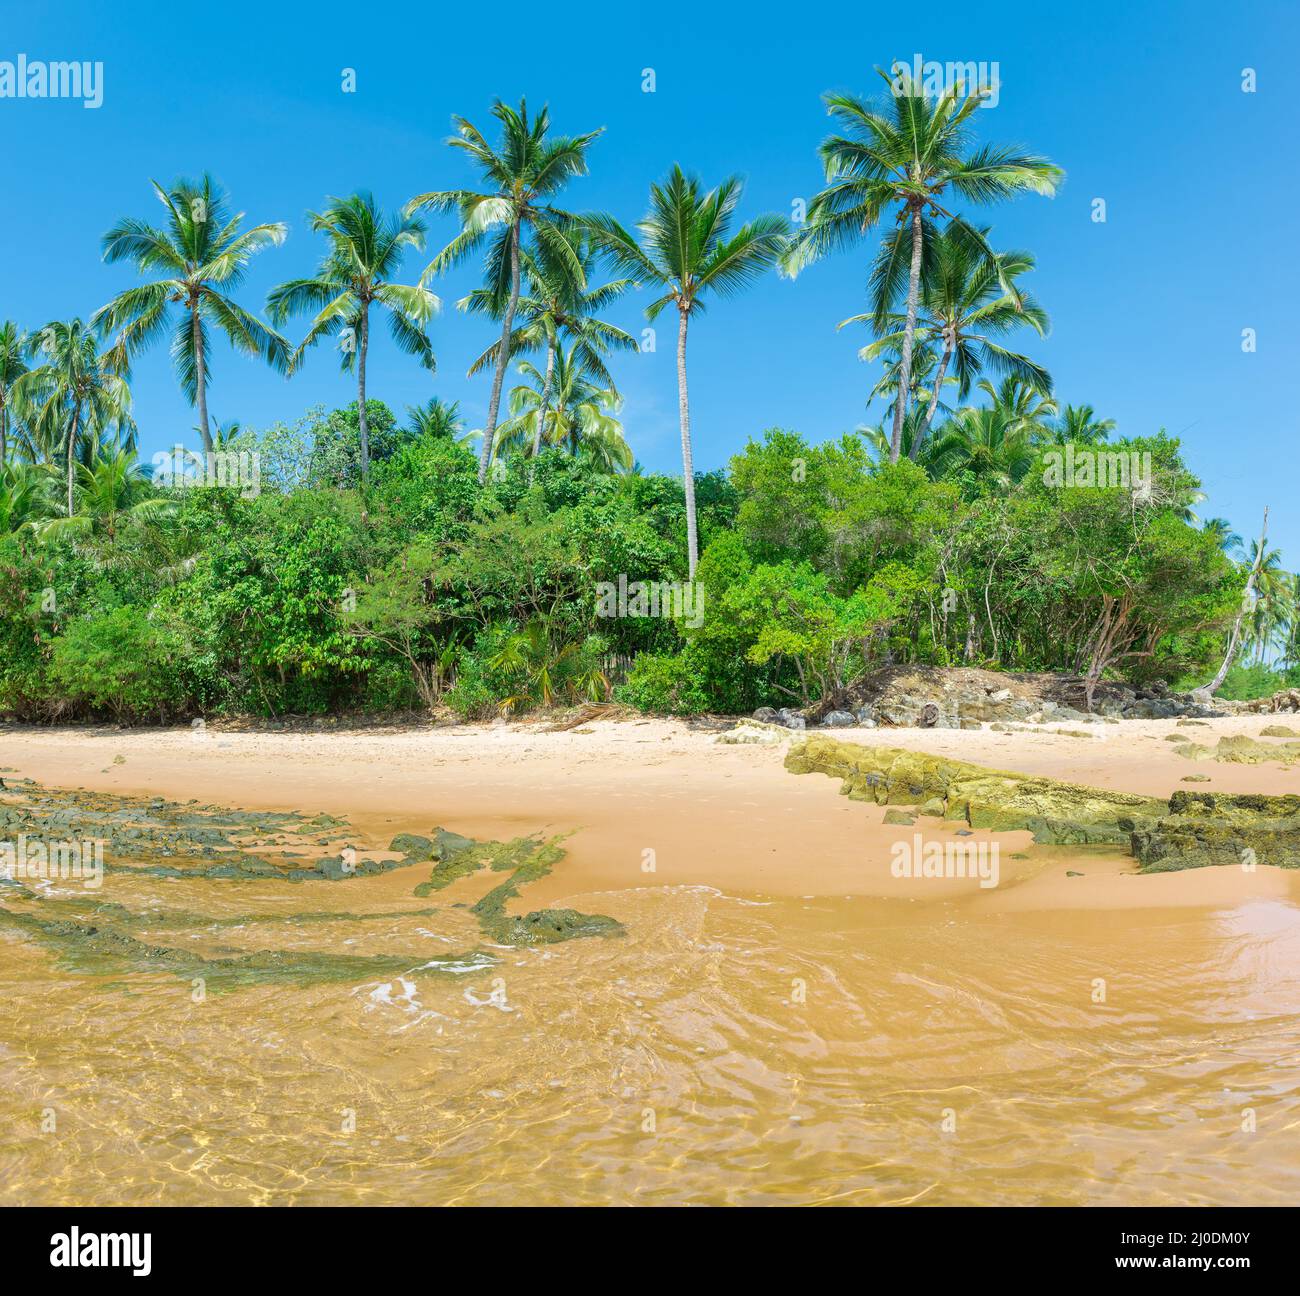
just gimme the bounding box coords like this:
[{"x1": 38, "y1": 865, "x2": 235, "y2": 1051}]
[{"x1": 3, "y1": 0, "x2": 1297, "y2": 565}]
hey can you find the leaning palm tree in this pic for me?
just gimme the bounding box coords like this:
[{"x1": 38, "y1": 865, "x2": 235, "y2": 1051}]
[
  {"x1": 407, "y1": 99, "x2": 602, "y2": 484},
  {"x1": 14, "y1": 320, "x2": 132, "y2": 516},
  {"x1": 493, "y1": 346, "x2": 632, "y2": 472},
  {"x1": 92, "y1": 175, "x2": 288, "y2": 455},
  {"x1": 848, "y1": 225, "x2": 1051, "y2": 458},
  {"x1": 462, "y1": 228, "x2": 636, "y2": 466},
  {"x1": 585, "y1": 167, "x2": 789, "y2": 576},
  {"x1": 783, "y1": 69, "x2": 1062, "y2": 463},
  {"x1": 0, "y1": 321, "x2": 30, "y2": 468},
  {"x1": 268, "y1": 193, "x2": 438, "y2": 483}
]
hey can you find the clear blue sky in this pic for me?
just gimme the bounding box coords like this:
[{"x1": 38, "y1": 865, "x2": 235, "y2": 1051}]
[{"x1": 3, "y1": 0, "x2": 1296, "y2": 565}]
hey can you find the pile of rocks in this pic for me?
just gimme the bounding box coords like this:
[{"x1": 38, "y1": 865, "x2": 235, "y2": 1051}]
[
  {"x1": 751, "y1": 668, "x2": 1225, "y2": 731},
  {"x1": 1240, "y1": 688, "x2": 1300, "y2": 714}
]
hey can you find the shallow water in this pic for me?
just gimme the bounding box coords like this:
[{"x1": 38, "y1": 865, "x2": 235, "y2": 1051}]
[{"x1": 1, "y1": 782, "x2": 1298, "y2": 1206}]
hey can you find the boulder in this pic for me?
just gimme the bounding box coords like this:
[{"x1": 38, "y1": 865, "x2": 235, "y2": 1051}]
[{"x1": 820, "y1": 710, "x2": 856, "y2": 728}]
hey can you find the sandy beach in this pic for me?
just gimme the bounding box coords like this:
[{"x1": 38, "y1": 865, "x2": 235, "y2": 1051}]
[{"x1": 4, "y1": 712, "x2": 1298, "y2": 908}]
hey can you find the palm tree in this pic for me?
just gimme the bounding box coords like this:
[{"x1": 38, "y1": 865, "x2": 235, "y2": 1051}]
[
  {"x1": 493, "y1": 345, "x2": 632, "y2": 472},
  {"x1": 928, "y1": 404, "x2": 1034, "y2": 492},
  {"x1": 848, "y1": 225, "x2": 1050, "y2": 458},
  {"x1": 1202, "y1": 516, "x2": 1244, "y2": 559},
  {"x1": 585, "y1": 167, "x2": 789, "y2": 576},
  {"x1": 1043, "y1": 403, "x2": 1116, "y2": 447},
  {"x1": 462, "y1": 228, "x2": 636, "y2": 466},
  {"x1": 407, "y1": 99, "x2": 602, "y2": 485},
  {"x1": 38, "y1": 446, "x2": 171, "y2": 544},
  {"x1": 783, "y1": 69, "x2": 1062, "y2": 463},
  {"x1": 268, "y1": 193, "x2": 438, "y2": 483},
  {"x1": 406, "y1": 396, "x2": 464, "y2": 439},
  {"x1": 92, "y1": 176, "x2": 288, "y2": 456},
  {"x1": 0, "y1": 460, "x2": 54, "y2": 533},
  {"x1": 978, "y1": 375, "x2": 1058, "y2": 440},
  {"x1": 0, "y1": 321, "x2": 29, "y2": 468},
  {"x1": 14, "y1": 320, "x2": 132, "y2": 516}
]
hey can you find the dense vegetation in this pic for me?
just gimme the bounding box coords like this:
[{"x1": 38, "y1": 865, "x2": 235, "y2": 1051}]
[{"x1": 1, "y1": 78, "x2": 1294, "y2": 723}]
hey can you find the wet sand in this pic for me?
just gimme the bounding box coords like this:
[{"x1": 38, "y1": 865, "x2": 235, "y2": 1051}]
[{"x1": 3, "y1": 713, "x2": 1298, "y2": 908}]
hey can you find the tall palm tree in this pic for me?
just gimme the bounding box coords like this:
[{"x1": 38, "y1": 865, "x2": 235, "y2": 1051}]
[
  {"x1": 268, "y1": 193, "x2": 438, "y2": 483},
  {"x1": 407, "y1": 99, "x2": 602, "y2": 484},
  {"x1": 585, "y1": 167, "x2": 789, "y2": 576},
  {"x1": 783, "y1": 69, "x2": 1062, "y2": 463},
  {"x1": 406, "y1": 396, "x2": 464, "y2": 439},
  {"x1": 462, "y1": 228, "x2": 635, "y2": 466},
  {"x1": 0, "y1": 321, "x2": 29, "y2": 468},
  {"x1": 14, "y1": 320, "x2": 132, "y2": 516},
  {"x1": 92, "y1": 175, "x2": 288, "y2": 455},
  {"x1": 493, "y1": 345, "x2": 632, "y2": 472},
  {"x1": 848, "y1": 225, "x2": 1050, "y2": 458}
]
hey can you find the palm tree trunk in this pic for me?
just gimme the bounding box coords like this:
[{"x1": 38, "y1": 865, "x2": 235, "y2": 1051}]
[
  {"x1": 0, "y1": 403, "x2": 7, "y2": 469},
  {"x1": 357, "y1": 305, "x2": 370, "y2": 484},
  {"x1": 480, "y1": 218, "x2": 521, "y2": 485},
  {"x1": 529, "y1": 337, "x2": 555, "y2": 484},
  {"x1": 192, "y1": 305, "x2": 212, "y2": 457},
  {"x1": 65, "y1": 403, "x2": 81, "y2": 517},
  {"x1": 1196, "y1": 508, "x2": 1269, "y2": 699},
  {"x1": 676, "y1": 307, "x2": 699, "y2": 581},
  {"x1": 913, "y1": 336, "x2": 952, "y2": 459},
  {"x1": 890, "y1": 202, "x2": 925, "y2": 465}
]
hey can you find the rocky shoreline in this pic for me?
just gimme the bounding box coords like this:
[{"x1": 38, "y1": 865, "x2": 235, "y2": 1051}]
[{"x1": 786, "y1": 738, "x2": 1300, "y2": 871}]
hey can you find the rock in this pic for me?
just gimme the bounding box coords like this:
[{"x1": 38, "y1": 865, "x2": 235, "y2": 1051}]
[
  {"x1": 786, "y1": 737, "x2": 1300, "y2": 872},
  {"x1": 1164, "y1": 733, "x2": 1188, "y2": 742},
  {"x1": 1131, "y1": 791, "x2": 1300, "y2": 871},
  {"x1": 855, "y1": 708, "x2": 877, "y2": 728},
  {"x1": 821, "y1": 710, "x2": 856, "y2": 728},
  {"x1": 882, "y1": 809, "x2": 915, "y2": 826},
  {"x1": 1177, "y1": 719, "x2": 1209, "y2": 727},
  {"x1": 1215, "y1": 734, "x2": 1300, "y2": 765},
  {"x1": 1066, "y1": 870, "x2": 1084, "y2": 877},
  {"x1": 776, "y1": 708, "x2": 806, "y2": 731},
  {"x1": 752, "y1": 707, "x2": 779, "y2": 724},
  {"x1": 718, "y1": 721, "x2": 789, "y2": 745},
  {"x1": 785, "y1": 739, "x2": 1164, "y2": 846},
  {"x1": 918, "y1": 702, "x2": 940, "y2": 728},
  {"x1": 1261, "y1": 725, "x2": 1300, "y2": 738},
  {"x1": 919, "y1": 797, "x2": 946, "y2": 817},
  {"x1": 1181, "y1": 775, "x2": 1212, "y2": 782},
  {"x1": 388, "y1": 833, "x2": 433, "y2": 858},
  {"x1": 989, "y1": 688, "x2": 1012, "y2": 703}
]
